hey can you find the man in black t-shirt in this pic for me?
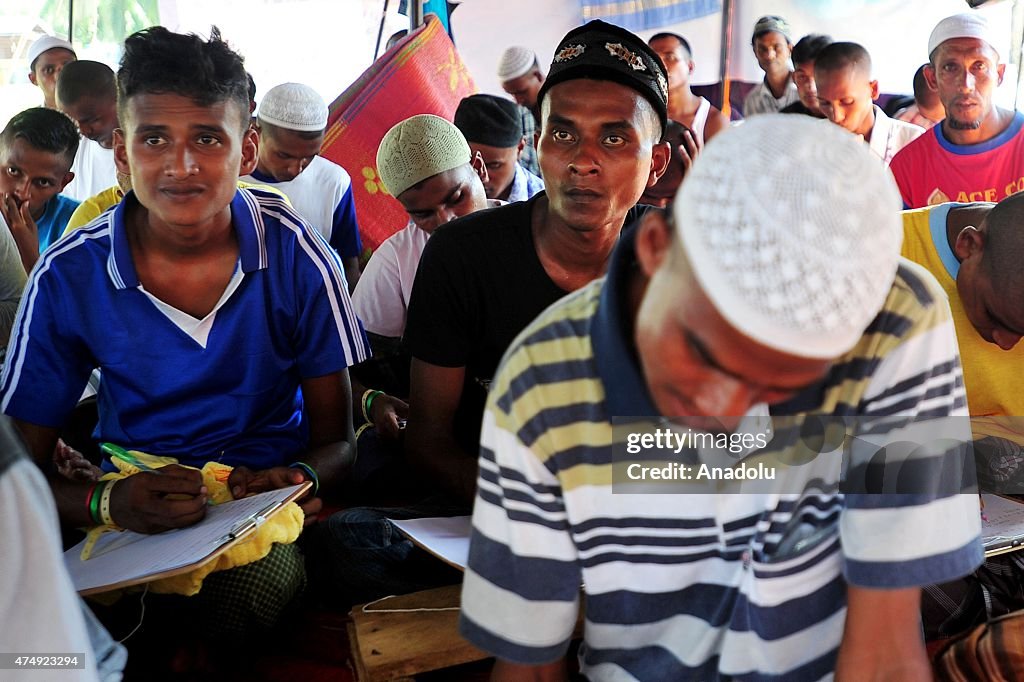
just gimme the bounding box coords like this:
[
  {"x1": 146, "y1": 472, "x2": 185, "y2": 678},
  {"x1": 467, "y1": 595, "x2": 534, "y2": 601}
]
[
  {"x1": 317, "y1": 20, "x2": 671, "y2": 606},
  {"x1": 402, "y1": 21, "x2": 671, "y2": 507}
]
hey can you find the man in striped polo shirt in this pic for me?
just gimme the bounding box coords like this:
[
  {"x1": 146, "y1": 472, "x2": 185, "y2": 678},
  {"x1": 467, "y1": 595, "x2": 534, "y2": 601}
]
[{"x1": 460, "y1": 116, "x2": 983, "y2": 680}]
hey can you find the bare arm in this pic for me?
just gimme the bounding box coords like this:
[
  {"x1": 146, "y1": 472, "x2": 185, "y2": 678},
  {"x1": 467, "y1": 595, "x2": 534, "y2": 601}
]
[
  {"x1": 229, "y1": 369, "x2": 356, "y2": 521},
  {"x1": 13, "y1": 418, "x2": 207, "y2": 532},
  {"x1": 350, "y1": 375, "x2": 409, "y2": 440},
  {"x1": 405, "y1": 358, "x2": 477, "y2": 505},
  {"x1": 298, "y1": 369, "x2": 356, "y2": 489},
  {"x1": 1, "y1": 194, "x2": 39, "y2": 274},
  {"x1": 835, "y1": 585, "x2": 931, "y2": 682},
  {"x1": 703, "y1": 109, "x2": 731, "y2": 143},
  {"x1": 342, "y1": 255, "x2": 361, "y2": 293},
  {"x1": 492, "y1": 659, "x2": 568, "y2": 682}
]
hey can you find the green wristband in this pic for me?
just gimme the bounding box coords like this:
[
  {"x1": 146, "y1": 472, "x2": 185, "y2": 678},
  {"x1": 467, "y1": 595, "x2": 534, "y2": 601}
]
[
  {"x1": 289, "y1": 461, "x2": 319, "y2": 497},
  {"x1": 89, "y1": 481, "x2": 106, "y2": 525}
]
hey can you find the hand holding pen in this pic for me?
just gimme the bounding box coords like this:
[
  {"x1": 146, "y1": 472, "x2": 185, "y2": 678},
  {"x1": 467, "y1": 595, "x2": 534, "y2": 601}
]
[{"x1": 100, "y1": 442, "x2": 208, "y2": 533}]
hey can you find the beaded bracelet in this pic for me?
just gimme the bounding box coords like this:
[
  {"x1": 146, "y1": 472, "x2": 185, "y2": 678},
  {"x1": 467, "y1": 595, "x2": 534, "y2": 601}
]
[
  {"x1": 289, "y1": 461, "x2": 320, "y2": 497},
  {"x1": 99, "y1": 480, "x2": 117, "y2": 527},
  {"x1": 361, "y1": 389, "x2": 384, "y2": 423}
]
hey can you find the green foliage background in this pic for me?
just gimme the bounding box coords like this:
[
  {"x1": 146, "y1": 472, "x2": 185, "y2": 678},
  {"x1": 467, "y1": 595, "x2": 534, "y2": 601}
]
[{"x1": 39, "y1": 0, "x2": 160, "y2": 44}]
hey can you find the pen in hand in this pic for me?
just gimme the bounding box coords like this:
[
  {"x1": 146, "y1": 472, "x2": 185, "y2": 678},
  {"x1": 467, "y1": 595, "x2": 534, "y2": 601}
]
[{"x1": 100, "y1": 442, "x2": 161, "y2": 473}]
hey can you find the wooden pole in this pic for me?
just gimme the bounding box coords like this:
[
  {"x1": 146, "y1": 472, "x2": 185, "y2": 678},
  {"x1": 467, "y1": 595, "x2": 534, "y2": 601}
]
[{"x1": 719, "y1": 0, "x2": 734, "y2": 117}]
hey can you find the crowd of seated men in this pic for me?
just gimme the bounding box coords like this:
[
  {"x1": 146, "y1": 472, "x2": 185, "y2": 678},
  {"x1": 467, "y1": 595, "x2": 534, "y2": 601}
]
[{"x1": 3, "y1": 9, "x2": 1024, "y2": 681}]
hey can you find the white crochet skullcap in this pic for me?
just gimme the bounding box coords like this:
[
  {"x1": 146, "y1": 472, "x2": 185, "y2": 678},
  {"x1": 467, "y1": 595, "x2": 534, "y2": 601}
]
[
  {"x1": 28, "y1": 35, "x2": 75, "y2": 66},
  {"x1": 257, "y1": 82, "x2": 328, "y2": 132},
  {"x1": 497, "y1": 46, "x2": 537, "y2": 81},
  {"x1": 674, "y1": 114, "x2": 903, "y2": 359},
  {"x1": 376, "y1": 114, "x2": 471, "y2": 197},
  {"x1": 928, "y1": 13, "x2": 999, "y2": 58}
]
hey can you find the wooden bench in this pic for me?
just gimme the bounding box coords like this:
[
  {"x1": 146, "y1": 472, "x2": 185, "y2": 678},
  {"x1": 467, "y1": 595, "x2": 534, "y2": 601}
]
[{"x1": 347, "y1": 584, "x2": 484, "y2": 681}]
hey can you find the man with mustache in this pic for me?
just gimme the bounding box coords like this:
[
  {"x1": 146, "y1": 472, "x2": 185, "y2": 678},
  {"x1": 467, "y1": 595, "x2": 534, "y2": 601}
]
[{"x1": 890, "y1": 13, "x2": 1024, "y2": 208}]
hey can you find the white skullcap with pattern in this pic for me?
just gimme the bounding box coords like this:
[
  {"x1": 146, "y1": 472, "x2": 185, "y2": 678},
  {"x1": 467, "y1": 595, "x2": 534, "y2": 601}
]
[
  {"x1": 674, "y1": 114, "x2": 903, "y2": 359},
  {"x1": 376, "y1": 114, "x2": 471, "y2": 197},
  {"x1": 497, "y1": 46, "x2": 537, "y2": 81},
  {"x1": 258, "y1": 82, "x2": 328, "y2": 132}
]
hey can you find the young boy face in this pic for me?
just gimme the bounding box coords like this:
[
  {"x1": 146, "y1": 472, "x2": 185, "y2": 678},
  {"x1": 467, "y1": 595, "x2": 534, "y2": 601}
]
[
  {"x1": 29, "y1": 48, "x2": 76, "y2": 107},
  {"x1": 115, "y1": 92, "x2": 257, "y2": 233},
  {"x1": 815, "y1": 66, "x2": 878, "y2": 138},
  {"x1": 0, "y1": 137, "x2": 74, "y2": 218},
  {"x1": 256, "y1": 126, "x2": 324, "y2": 182},
  {"x1": 58, "y1": 93, "x2": 119, "y2": 150}
]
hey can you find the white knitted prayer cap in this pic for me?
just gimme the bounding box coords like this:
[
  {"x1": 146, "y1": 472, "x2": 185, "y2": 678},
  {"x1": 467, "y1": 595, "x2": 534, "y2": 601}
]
[
  {"x1": 497, "y1": 46, "x2": 537, "y2": 81},
  {"x1": 28, "y1": 35, "x2": 75, "y2": 66},
  {"x1": 673, "y1": 114, "x2": 903, "y2": 360},
  {"x1": 257, "y1": 82, "x2": 328, "y2": 132},
  {"x1": 376, "y1": 114, "x2": 471, "y2": 198},
  {"x1": 928, "y1": 13, "x2": 999, "y2": 58}
]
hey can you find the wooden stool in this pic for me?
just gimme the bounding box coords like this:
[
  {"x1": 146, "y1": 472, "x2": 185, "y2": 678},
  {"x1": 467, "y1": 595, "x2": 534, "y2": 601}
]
[{"x1": 347, "y1": 584, "x2": 485, "y2": 681}]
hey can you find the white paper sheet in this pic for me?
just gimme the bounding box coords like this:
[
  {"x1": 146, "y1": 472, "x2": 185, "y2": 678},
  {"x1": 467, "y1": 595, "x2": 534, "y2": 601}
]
[
  {"x1": 390, "y1": 516, "x2": 471, "y2": 570},
  {"x1": 981, "y1": 494, "x2": 1024, "y2": 554}
]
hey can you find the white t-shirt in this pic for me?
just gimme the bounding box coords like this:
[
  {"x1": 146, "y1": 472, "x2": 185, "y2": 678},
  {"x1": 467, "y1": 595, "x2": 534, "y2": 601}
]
[
  {"x1": 352, "y1": 200, "x2": 503, "y2": 338},
  {"x1": 351, "y1": 221, "x2": 429, "y2": 338},
  {"x1": 240, "y1": 156, "x2": 362, "y2": 257},
  {"x1": 63, "y1": 140, "x2": 116, "y2": 203},
  {"x1": 867, "y1": 105, "x2": 925, "y2": 167}
]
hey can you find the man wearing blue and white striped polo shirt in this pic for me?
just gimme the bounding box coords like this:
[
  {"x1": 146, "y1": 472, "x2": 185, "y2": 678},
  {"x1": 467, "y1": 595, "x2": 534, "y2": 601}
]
[{"x1": 460, "y1": 116, "x2": 983, "y2": 680}]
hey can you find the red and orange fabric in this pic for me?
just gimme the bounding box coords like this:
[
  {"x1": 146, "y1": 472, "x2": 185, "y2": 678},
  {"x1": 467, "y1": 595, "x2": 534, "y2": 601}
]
[{"x1": 322, "y1": 16, "x2": 476, "y2": 252}]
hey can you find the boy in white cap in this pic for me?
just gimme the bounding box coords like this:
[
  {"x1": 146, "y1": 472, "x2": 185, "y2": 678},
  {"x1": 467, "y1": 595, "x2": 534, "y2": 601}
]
[
  {"x1": 26, "y1": 34, "x2": 76, "y2": 110},
  {"x1": 890, "y1": 12, "x2": 1024, "y2": 208},
  {"x1": 241, "y1": 82, "x2": 363, "y2": 291},
  {"x1": 743, "y1": 15, "x2": 799, "y2": 117},
  {"x1": 461, "y1": 114, "x2": 982, "y2": 680},
  {"x1": 497, "y1": 46, "x2": 542, "y2": 174}
]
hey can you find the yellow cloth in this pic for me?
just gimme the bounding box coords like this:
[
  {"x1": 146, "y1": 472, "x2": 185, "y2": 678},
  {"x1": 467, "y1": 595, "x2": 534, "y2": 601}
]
[
  {"x1": 65, "y1": 186, "x2": 123, "y2": 233},
  {"x1": 901, "y1": 204, "x2": 1024, "y2": 441},
  {"x1": 63, "y1": 182, "x2": 292, "y2": 235},
  {"x1": 81, "y1": 450, "x2": 304, "y2": 597}
]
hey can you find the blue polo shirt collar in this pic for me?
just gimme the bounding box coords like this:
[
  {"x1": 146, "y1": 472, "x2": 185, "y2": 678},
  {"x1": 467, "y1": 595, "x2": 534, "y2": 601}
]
[
  {"x1": 107, "y1": 189, "x2": 269, "y2": 290},
  {"x1": 590, "y1": 224, "x2": 660, "y2": 418}
]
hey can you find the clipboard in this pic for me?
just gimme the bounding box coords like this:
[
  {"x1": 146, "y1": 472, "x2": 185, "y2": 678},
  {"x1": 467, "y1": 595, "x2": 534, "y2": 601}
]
[
  {"x1": 981, "y1": 493, "x2": 1024, "y2": 557},
  {"x1": 64, "y1": 481, "x2": 310, "y2": 595}
]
